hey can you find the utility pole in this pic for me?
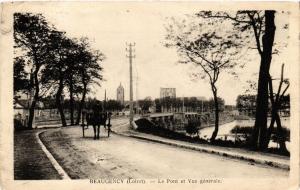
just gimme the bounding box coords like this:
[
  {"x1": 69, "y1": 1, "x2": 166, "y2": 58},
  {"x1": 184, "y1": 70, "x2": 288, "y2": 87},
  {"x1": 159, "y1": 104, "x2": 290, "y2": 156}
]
[
  {"x1": 126, "y1": 42, "x2": 135, "y2": 126},
  {"x1": 136, "y1": 72, "x2": 139, "y2": 115}
]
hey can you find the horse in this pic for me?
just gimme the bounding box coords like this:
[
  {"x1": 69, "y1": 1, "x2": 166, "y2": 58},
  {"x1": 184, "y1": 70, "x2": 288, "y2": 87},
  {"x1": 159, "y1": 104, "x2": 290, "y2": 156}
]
[{"x1": 85, "y1": 111, "x2": 108, "y2": 140}]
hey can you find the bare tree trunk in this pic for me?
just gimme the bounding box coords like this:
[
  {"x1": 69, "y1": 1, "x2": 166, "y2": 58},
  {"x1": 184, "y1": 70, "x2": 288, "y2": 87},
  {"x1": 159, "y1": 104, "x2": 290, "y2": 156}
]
[
  {"x1": 265, "y1": 106, "x2": 288, "y2": 153},
  {"x1": 56, "y1": 78, "x2": 66, "y2": 127},
  {"x1": 27, "y1": 68, "x2": 40, "y2": 129},
  {"x1": 274, "y1": 113, "x2": 288, "y2": 153},
  {"x1": 76, "y1": 83, "x2": 87, "y2": 125},
  {"x1": 210, "y1": 86, "x2": 219, "y2": 142},
  {"x1": 265, "y1": 66, "x2": 288, "y2": 152},
  {"x1": 28, "y1": 100, "x2": 36, "y2": 129},
  {"x1": 251, "y1": 11, "x2": 276, "y2": 150},
  {"x1": 265, "y1": 112, "x2": 276, "y2": 148},
  {"x1": 251, "y1": 59, "x2": 269, "y2": 149},
  {"x1": 264, "y1": 75, "x2": 276, "y2": 149},
  {"x1": 69, "y1": 77, "x2": 74, "y2": 125}
]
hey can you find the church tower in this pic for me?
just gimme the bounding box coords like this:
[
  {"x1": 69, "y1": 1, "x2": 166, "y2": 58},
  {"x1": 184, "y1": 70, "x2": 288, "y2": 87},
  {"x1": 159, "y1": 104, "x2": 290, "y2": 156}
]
[{"x1": 116, "y1": 83, "x2": 125, "y2": 105}]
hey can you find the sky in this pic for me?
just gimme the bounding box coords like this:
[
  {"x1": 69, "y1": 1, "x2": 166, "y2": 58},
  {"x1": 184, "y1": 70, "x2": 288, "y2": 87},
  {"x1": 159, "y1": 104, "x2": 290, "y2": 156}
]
[{"x1": 22, "y1": 3, "x2": 290, "y2": 105}]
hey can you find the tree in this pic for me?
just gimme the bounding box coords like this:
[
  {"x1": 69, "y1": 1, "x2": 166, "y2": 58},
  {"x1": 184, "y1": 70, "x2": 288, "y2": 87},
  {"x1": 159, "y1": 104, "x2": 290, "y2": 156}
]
[
  {"x1": 14, "y1": 13, "x2": 105, "y2": 128},
  {"x1": 154, "y1": 98, "x2": 162, "y2": 112},
  {"x1": 161, "y1": 97, "x2": 174, "y2": 112},
  {"x1": 165, "y1": 15, "x2": 242, "y2": 141},
  {"x1": 236, "y1": 94, "x2": 256, "y2": 116},
  {"x1": 188, "y1": 97, "x2": 198, "y2": 112},
  {"x1": 75, "y1": 38, "x2": 105, "y2": 125},
  {"x1": 84, "y1": 98, "x2": 101, "y2": 111},
  {"x1": 64, "y1": 39, "x2": 83, "y2": 125},
  {"x1": 41, "y1": 30, "x2": 74, "y2": 127},
  {"x1": 265, "y1": 64, "x2": 289, "y2": 152},
  {"x1": 14, "y1": 13, "x2": 53, "y2": 129},
  {"x1": 208, "y1": 97, "x2": 225, "y2": 112},
  {"x1": 41, "y1": 96, "x2": 56, "y2": 109},
  {"x1": 106, "y1": 100, "x2": 124, "y2": 112},
  {"x1": 252, "y1": 11, "x2": 276, "y2": 150},
  {"x1": 138, "y1": 97, "x2": 153, "y2": 113},
  {"x1": 196, "y1": 10, "x2": 278, "y2": 149},
  {"x1": 13, "y1": 56, "x2": 30, "y2": 94}
]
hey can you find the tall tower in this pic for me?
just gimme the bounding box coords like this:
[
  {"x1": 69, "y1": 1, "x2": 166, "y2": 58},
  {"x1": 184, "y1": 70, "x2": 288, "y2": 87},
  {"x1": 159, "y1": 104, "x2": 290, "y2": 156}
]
[{"x1": 116, "y1": 83, "x2": 124, "y2": 105}]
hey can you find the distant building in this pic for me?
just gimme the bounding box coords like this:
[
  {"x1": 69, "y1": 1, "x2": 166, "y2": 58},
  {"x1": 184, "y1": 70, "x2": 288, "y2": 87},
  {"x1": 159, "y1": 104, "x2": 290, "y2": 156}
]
[
  {"x1": 160, "y1": 88, "x2": 176, "y2": 99},
  {"x1": 117, "y1": 83, "x2": 125, "y2": 105},
  {"x1": 14, "y1": 98, "x2": 46, "y2": 128},
  {"x1": 196, "y1": 96, "x2": 206, "y2": 101}
]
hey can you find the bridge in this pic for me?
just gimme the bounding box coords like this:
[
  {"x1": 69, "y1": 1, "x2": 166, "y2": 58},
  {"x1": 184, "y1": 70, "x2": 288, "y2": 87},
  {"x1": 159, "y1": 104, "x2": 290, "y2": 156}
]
[{"x1": 142, "y1": 112, "x2": 204, "y2": 122}]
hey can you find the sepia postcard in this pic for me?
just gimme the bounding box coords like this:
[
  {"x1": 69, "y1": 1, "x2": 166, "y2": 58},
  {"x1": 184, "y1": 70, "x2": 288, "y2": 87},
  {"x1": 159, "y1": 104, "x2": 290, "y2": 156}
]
[{"x1": 0, "y1": 1, "x2": 299, "y2": 190}]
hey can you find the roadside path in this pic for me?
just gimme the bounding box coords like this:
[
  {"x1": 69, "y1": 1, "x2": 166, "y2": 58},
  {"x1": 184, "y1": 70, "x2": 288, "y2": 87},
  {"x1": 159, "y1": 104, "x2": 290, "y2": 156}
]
[{"x1": 14, "y1": 130, "x2": 61, "y2": 180}]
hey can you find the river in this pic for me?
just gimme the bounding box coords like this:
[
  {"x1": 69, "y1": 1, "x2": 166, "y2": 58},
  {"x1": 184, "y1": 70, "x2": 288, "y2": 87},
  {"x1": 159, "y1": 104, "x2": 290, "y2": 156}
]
[{"x1": 199, "y1": 117, "x2": 290, "y2": 150}]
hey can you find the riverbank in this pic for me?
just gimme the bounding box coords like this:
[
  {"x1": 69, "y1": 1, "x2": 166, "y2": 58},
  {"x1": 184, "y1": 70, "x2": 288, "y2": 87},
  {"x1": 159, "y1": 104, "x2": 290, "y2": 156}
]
[
  {"x1": 199, "y1": 118, "x2": 290, "y2": 152},
  {"x1": 135, "y1": 118, "x2": 290, "y2": 157}
]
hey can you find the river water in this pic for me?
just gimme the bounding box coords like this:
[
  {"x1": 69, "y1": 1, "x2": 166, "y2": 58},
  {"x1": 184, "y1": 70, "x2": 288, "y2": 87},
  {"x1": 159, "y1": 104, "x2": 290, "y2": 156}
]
[{"x1": 199, "y1": 117, "x2": 290, "y2": 150}]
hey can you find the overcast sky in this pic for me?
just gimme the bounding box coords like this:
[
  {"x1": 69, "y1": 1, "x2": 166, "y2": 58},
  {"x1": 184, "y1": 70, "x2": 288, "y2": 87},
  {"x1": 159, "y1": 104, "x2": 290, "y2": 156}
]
[{"x1": 22, "y1": 3, "x2": 290, "y2": 105}]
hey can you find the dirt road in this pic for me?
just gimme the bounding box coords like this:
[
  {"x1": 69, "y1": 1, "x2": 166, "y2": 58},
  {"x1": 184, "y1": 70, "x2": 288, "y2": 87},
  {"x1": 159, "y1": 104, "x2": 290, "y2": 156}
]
[{"x1": 39, "y1": 125, "x2": 288, "y2": 179}]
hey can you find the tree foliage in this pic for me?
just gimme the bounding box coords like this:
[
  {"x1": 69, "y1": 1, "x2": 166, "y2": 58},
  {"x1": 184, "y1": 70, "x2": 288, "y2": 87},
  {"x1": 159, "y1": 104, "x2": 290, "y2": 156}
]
[
  {"x1": 165, "y1": 14, "x2": 242, "y2": 141},
  {"x1": 14, "y1": 13, "x2": 53, "y2": 128},
  {"x1": 138, "y1": 97, "x2": 153, "y2": 112},
  {"x1": 13, "y1": 56, "x2": 30, "y2": 93},
  {"x1": 195, "y1": 11, "x2": 288, "y2": 151},
  {"x1": 14, "y1": 13, "x2": 105, "y2": 128}
]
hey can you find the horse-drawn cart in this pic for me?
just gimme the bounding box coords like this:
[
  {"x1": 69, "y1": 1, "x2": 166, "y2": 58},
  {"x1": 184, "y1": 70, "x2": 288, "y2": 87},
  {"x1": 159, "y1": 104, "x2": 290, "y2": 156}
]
[{"x1": 81, "y1": 111, "x2": 112, "y2": 139}]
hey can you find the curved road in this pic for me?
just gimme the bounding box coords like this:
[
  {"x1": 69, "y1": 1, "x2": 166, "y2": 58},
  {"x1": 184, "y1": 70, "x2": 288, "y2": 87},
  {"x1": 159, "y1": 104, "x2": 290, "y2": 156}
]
[{"x1": 37, "y1": 118, "x2": 288, "y2": 179}]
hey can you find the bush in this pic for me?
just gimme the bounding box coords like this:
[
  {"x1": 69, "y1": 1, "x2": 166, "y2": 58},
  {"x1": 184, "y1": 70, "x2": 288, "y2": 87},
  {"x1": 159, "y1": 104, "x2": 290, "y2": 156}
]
[
  {"x1": 271, "y1": 127, "x2": 290, "y2": 142},
  {"x1": 135, "y1": 118, "x2": 187, "y2": 139},
  {"x1": 186, "y1": 119, "x2": 201, "y2": 136},
  {"x1": 135, "y1": 119, "x2": 289, "y2": 157},
  {"x1": 230, "y1": 125, "x2": 253, "y2": 134},
  {"x1": 230, "y1": 125, "x2": 290, "y2": 142},
  {"x1": 135, "y1": 119, "x2": 155, "y2": 131}
]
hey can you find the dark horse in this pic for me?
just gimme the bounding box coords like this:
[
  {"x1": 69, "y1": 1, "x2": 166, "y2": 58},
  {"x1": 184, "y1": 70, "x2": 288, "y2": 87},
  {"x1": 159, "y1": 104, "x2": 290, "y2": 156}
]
[{"x1": 84, "y1": 110, "x2": 108, "y2": 140}]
